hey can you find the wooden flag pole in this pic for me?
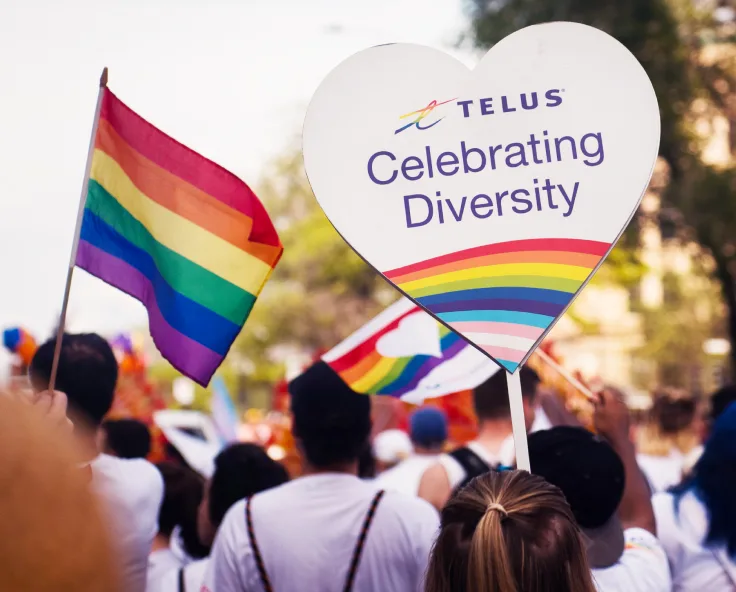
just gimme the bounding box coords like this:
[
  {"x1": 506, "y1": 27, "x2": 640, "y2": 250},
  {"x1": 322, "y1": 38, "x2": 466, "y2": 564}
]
[
  {"x1": 506, "y1": 370, "x2": 531, "y2": 472},
  {"x1": 535, "y1": 348, "x2": 596, "y2": 401},
  {"x1": 48, "y1": 67, "x2": 108, "y2": 392}
]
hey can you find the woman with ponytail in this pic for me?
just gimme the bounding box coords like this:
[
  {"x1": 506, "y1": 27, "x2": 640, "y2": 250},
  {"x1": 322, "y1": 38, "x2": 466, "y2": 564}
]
[{"x1": 426, "y1": 470, "x2": 596, "y2": 592}]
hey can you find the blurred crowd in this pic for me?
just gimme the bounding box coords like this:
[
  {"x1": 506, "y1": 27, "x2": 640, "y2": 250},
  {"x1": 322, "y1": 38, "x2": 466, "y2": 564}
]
[{"x1": 2, "y1": 332, "x2": 735, "y2": 591}]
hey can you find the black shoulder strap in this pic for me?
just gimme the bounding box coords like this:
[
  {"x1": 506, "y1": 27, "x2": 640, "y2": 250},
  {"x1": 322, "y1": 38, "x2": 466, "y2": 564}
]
[
  {"x1": 246, "y1": 496, "x2": 274, "y2": 592},
  {"x1": 342, "y1": 490, "x2": 385, "y2": 592},
  {"x1": 448, "y1": 446, "x2": 492, "y2": 490},
  {"x1": 245, "y1": 490, "x2": 386, "y2": 592},
  {"x1": 178, "y1": 567, "x2": 185, "y2": 592}
]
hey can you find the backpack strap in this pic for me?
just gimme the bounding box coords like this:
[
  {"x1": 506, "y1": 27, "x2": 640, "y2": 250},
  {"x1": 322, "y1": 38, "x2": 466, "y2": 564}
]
[
  {"x1": 448, "y1": 446, "x2": 492, "y2": 490},
  {"x1": 246, "y1": 497, "x2": 274, "y2": 592},
  {"x1": 177, "y1": 567, "x2": 186, "y2": 592},
  {"x1": 342, "y1": 490, "x2": 386, "y2": 592}
]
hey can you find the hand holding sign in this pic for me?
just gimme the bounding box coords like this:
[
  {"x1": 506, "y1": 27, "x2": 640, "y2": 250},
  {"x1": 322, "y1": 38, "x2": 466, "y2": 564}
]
[{"x1": 303, "y1": 22, "x2": 660, "y2": 470}]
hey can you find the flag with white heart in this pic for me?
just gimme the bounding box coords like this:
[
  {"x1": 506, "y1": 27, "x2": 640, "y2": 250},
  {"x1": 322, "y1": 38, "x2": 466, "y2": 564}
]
[
  {"x1": 303, "y1": 22, "x2": 660, "y2": 470},
  {"x1": 322, "y1": 297, "x2": 499, "y2": 405}
]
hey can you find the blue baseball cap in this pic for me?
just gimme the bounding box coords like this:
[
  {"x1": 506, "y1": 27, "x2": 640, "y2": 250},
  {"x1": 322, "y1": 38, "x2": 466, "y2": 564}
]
[{"x1": 409, "y1": 407, "x2": 448, "y2": 448}]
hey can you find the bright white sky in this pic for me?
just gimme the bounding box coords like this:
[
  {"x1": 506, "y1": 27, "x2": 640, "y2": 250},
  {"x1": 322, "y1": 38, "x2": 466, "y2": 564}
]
[{"x1": 0, "y1": 0, "x2": 476, "y2": 371}]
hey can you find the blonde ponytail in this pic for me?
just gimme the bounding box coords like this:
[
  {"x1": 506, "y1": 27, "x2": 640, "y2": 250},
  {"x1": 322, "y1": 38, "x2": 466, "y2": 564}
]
[{"x1": 468, "y1": 504, "x2": 516, "y2": 592}]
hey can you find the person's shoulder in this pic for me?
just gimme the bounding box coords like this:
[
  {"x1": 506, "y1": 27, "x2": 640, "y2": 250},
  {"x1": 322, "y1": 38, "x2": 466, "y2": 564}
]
[
  {"x1": 92, "y1": 455, "x2": 163, "y2": 500},
  {"x1": 592, "y1": 528, "x2": 671, "y2": 592},
  {"x1": 93, "y1": 454, "x2": 160, "y2": 480},
  {"x1": 380, "y1": 490, "x2": 440, "y2": 523},
  {"x1": 622, "y1": 527, "x2": 666, "y2": 552}
]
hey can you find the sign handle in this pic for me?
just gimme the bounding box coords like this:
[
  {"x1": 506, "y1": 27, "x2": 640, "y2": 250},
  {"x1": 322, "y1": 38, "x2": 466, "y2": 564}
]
[
  {"x1": 48, "y1": 67, "x2": 108, "y2": 392},
  {"x1": 506, "y1": 370, "x2": 530, "y2": 472}
]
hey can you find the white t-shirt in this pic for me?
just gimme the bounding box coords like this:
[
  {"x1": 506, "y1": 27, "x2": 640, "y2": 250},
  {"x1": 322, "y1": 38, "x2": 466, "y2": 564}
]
[
  {"x1": 157, "y1": 558, "x2": 209, "y2": 592},
  {"x1": 591, "y1": 528, "x2": 671, "y2": 592},
  {"x1": 91, "y1": 454, "x2": 164, "y2": 592},
  {"x1": 637, "y1": 451, "x2": 685, "y2": 493},
  {"x1": 148, "y1": 529, "x2": 196, "y2": 592},
  {"x1": 148, "y1": 549, "x2": 183, "y2": 591},
  {"x1": 375, "y1": 454, "x2": 438, "y2": 496},
  {"x1": 654, "y1": 490, "x2": 736, "y2": 591},
  {"x1": 202, "y1": 473, "x2": 439, "y2": 592}
]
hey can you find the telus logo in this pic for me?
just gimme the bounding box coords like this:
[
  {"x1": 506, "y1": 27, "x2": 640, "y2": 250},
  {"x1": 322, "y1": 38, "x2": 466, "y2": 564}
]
[
  {"x1": 456, "y1": 89, "x2": 564, "y2": 118},
  {"x1": 395, "y1": 98, "x2": 457, "y2": 135}
]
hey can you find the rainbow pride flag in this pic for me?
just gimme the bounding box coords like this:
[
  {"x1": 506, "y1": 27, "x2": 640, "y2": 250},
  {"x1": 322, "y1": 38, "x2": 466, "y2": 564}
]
[
  {"x1": 383, "y1": 238, "x2": 609, "y2": 373},
  {"x1": 76, "y1": 89, "x2": 282, "y2": 385},
  {"x1": 323, "y1": 298, "x2": 498, "y2": 403}
]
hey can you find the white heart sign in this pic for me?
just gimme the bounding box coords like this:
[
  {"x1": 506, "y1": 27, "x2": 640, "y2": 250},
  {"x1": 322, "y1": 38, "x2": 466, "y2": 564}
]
[{"x1": 303, "y1": 22, "x2": 660, "y2": 373}]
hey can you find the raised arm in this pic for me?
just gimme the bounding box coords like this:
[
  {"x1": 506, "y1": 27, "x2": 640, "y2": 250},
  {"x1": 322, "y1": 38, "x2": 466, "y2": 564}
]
[{"x1": 594, "y1": 387, "x2": 656, "y2": 534}]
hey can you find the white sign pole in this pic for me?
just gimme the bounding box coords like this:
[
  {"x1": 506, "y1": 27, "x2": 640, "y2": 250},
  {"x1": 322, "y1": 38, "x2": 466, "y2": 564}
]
[{"x1": 506, "y1": 371, "x2": 530, "y2": 471}]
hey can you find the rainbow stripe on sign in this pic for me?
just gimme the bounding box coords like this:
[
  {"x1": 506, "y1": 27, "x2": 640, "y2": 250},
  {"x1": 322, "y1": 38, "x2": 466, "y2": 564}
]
[
  {"x1": 328, "y1": 308, "x2": 466, "y2": 398},
  {"x1": 383, "y1": 239, "x2": 610, "y2": 372}
]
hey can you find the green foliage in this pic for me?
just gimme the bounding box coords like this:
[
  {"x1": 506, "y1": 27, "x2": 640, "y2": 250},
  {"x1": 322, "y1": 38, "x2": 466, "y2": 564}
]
[
  {"x1": 226, "y1": 150, "x2": 396, "y2": 408},
  {"x1": 635, "y1": 268, "x2": 724, "y2": 389}
]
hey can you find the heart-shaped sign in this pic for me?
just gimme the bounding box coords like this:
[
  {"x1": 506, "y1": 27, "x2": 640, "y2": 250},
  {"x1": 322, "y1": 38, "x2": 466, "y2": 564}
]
[{"x1": 304, "y1": 22, "x2": 660, "y2": 373}]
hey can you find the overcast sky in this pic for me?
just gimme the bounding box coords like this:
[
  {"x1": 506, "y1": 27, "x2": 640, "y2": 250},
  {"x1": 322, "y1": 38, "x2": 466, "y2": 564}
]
[{"x1": 0, "y1": 0, "x2": 476, "y2": 371}]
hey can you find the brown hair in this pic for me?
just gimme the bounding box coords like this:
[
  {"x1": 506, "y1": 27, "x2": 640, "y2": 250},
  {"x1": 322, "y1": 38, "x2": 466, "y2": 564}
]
[
  {"x1": 638, "y1": 388, "x2": 700, "y2": 456},
  {"x1": 426, "y1": 470, "x2": 596, "y2": 592},
  {"x1": 0, "y1": 393, "x2": 119, "y2": 590},
  {"x1": 473, "y1": 366, "x2": 540, "y2": 421}
]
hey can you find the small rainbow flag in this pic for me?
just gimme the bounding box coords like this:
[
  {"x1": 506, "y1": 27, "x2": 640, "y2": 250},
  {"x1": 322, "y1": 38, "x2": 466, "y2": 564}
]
[
  {"x1": 76, "y1": 88, "x2": 282, "y2": 385},
  {"x1": 323, "y1": 298, "x2": 498, "y2": 402},
  {"x1": 383, "y1": 239, "x2": 610, "y2": 373},
  {"x1": 211, "y1": 377, "x2": 240, "y2": 444}
]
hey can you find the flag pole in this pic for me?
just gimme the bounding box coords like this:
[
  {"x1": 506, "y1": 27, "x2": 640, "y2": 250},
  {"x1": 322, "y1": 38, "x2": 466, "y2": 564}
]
[
  {"x1": 535, "y1": 348, "x2": 596, "y2": 401},
  {"x1": 48, "y1": 67, "x2": 108, "y2": 391}
]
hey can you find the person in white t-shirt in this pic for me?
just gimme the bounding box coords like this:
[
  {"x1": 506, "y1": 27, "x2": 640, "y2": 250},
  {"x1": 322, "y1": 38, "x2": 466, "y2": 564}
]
[
  {"x1": 418, "y1": 366, "x2": 540, "y2": 510},
  {"x1": 147, "y1": 462, "x2": 208, "y2": 591},
  {"x1": 529, "y1": 389, "x2": 671, "y2": 592},
  {"x1": 653, "y1": 401, "x2": 736, "y2": 590},
  {"x1": 203, "y1": 361, "x2": 439, "y2": 592},
  {"x1": 30, "y1": 333, "x2": 164, "y2": 592},
  {"x1": 376, "y1": 407, "x2": 447, "y2": 496},
  {"x1": 157, "y1": 443, "x2": 289, "y2": 592}
]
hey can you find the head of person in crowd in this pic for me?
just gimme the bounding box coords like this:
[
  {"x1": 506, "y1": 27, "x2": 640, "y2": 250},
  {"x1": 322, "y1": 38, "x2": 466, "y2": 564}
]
[
  {"x1": 426, "y1": 470, "x2": 596, "y2": 592},
  {"x1": 672, "y1": 401, "x2": 736, "y2": 558},
  {"x1": 409, "y1": 407, "x2": 448, "y2": 454},
  {"x1": 373, "y1": 429, "x2": 413, "y2": 473},
  {"x1": 198, "y1": 443, "x2": 289, "y2": 547},
  {"x1": 474, "y1": 366, "x2": 540, "y2": 433},
  {"x1": 0, "y1": 393, "x2": 120, "y2": 591},
  {"x1": 100, "y1": 418, "x2": 152, "y2": 459},
  {"x1": 156, "y1": 462, "x2": 209, "y2": 560},
  {"x1": 30, "y1": 333, "x2": 118, "y2": 433},
  {"x1": 288, "y1": 361, "x2": 372, "y2": 473},
  {"x1": 638, "y1": 388, "x2": 700, "y2": 457},
  {"x1": 529, "y1": 426, "x2": 626, "y2": 568},
  {"x1": 357, "y1": 442, "x2": 377, "y2": 479}
]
